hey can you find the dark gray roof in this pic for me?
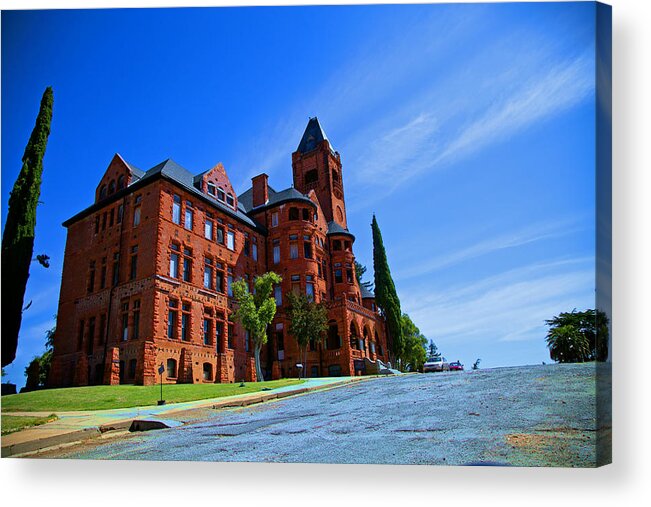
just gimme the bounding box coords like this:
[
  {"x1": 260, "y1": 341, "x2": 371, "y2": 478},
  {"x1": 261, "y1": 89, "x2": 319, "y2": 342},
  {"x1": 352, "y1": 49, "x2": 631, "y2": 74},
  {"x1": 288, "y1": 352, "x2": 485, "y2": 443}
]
[
  {"x1": 360, "y1": 284, "x2": 375, "y2": 299},
  {"x1": 126, "y1": 161, "x2": 145, "y2": 180},
  {"x1": 64, "y1": 158, "x2": 260, "y2": 230},
  {"x1": 238, "y1": 185, "x2": 316, "y2": 213},
  {"x1": 327, "y1": 220, "x2": 355, "y2": 240},
  {"x1": 297, "y1": 117, "x2": 330, "y2": 153}
]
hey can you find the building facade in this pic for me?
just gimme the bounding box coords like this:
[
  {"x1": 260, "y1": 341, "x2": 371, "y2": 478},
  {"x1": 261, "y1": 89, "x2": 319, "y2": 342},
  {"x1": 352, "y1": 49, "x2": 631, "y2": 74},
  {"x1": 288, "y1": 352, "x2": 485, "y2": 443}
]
[{"x1": 49, "y1": 118, "x2": 388, "y2": 387}]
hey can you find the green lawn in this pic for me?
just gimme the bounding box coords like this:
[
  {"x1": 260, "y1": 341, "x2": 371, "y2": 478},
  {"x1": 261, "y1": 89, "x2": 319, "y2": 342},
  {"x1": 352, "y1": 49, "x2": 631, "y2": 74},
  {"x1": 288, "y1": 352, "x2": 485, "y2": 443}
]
[
  {"x1": 1, "y1": 379, "x2": 303, "y2": 413},
  {"x1": 1, "y1": 414, "x2": 58, "y2": 435}
]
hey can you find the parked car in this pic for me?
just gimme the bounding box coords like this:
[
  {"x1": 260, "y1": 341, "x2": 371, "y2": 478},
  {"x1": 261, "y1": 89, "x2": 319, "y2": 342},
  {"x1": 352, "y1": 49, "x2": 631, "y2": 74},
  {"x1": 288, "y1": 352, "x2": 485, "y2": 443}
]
[
  {"x1": 449, "y1": 361, "x2": 464, "y2": 371},
  {"x1": 423, "y1": 356, "x2": 449, "y2": 373}
]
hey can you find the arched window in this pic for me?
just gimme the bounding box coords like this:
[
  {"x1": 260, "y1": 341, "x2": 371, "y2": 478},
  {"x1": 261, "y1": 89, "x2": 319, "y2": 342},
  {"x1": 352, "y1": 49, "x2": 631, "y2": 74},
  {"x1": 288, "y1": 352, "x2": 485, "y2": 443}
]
[
  {"x1": 203, "y1": 363, "x2": 213, "y2": 381},
  {"x1": 349, "y1": 321, "x2": 359, "y2": 350},
  {"x1": 335, "y1": 206, "x2": 344, "y2": 223},
  {"x1": 327, "y1": 321, "x2": 340, "y2": 349},
  {"x1": 332, "y1": 169, "x2": 340, "y2": 184},
  {"x1": 288, "y1": 207, "x2": 299, "y2": 220},
  {"x1": 99, "y1": 185, "x2": 107, "y2": 200},
  {"x1": 333, "y1": 240, "x2": 342, "y2": 251},
  {"x1": 305, "y1": 169, "x2": 318, "y2": 185},
  {"x1": 108, "y1": 180, "x2": 116, "y2": 195},
  {"x1": 117, "y1": 175, "x2": 125, "y2": 190},
  {"x1": 166, "y1": 358, "x2": 177, "y2": 378}
]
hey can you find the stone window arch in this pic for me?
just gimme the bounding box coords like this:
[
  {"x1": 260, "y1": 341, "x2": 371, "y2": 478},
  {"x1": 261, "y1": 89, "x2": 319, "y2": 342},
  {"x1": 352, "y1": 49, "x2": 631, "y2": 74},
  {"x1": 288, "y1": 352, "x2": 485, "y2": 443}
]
[
  {"x1": 99, "y1": 185, "x2": 107, "y2": 200},
  {"x1": 117, "y1": 175, "x2": 126, "y2": 190},
  {"x1": 108, "y1": 180, "x2": 116, "y2": 195}
]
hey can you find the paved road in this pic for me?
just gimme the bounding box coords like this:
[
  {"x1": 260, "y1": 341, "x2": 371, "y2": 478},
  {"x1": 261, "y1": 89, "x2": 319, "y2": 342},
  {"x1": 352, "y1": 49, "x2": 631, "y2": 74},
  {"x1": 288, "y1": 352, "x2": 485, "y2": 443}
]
[{"x1": 53, "y1": 363, "x2": 609, "y2": 467}]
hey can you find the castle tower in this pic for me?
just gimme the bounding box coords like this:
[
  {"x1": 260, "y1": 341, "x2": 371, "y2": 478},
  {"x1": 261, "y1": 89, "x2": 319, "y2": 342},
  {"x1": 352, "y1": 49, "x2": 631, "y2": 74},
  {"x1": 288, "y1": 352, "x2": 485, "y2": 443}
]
[{"x1": 292, "y1": 117, "x2": 347, "y2": 228}]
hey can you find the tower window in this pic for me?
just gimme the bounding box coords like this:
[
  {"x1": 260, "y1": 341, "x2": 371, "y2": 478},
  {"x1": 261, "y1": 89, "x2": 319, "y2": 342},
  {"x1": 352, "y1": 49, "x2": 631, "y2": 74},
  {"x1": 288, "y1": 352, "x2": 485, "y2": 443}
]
[
  {"x1": 288, "y1": 207, "x2": 299, "y2": 220},
  {"x1": 302, "y1": 208, "x2": 310, "y2": 221},
  {"x1": 305, "y1": 169, "x2": 318, "y2": 185}
]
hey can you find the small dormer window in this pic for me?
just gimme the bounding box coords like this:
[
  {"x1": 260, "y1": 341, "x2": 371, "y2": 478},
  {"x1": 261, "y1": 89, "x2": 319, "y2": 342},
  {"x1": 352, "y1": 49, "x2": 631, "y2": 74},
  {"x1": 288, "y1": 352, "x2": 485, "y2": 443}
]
[
  {"x1": 117, "y1": 175, "x2": 125, "y2": 190},
  {"x1": 109, "y1": 180, "x2": 116, "y2": 195},
  {"x1": 217, "y1": 188, "x2": 225, "y2": 202},
  {"x1": 226, "y1": 193, "x2": 235, "y2": 208},
  {"x1": 207, "y1": 183, "x2": 216, "y2": 196},
  {"x1": 99, "y1": 185, "x2": 107, "y2": 200}
]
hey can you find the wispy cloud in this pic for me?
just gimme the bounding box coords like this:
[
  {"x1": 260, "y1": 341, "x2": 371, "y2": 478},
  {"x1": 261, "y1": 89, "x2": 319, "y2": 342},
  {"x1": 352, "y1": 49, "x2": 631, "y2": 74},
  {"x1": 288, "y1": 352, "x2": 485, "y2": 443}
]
[
  {"x1": 395, "y1": 217, "x2": 587, "y2": 280},
  {"x1": 400, "y1": 257, "x2": 595, "y2": 347}
]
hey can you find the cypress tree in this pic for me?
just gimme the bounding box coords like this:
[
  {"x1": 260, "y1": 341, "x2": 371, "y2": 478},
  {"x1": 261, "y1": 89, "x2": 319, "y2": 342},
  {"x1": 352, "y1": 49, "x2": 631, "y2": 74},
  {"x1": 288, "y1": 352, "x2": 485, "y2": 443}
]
[
  {"x1": 371, "y1": 214, "x2": 403, "y2": 364},
  {"x1": 2, "y1": 87, "x2": 54, "y2": 367}
]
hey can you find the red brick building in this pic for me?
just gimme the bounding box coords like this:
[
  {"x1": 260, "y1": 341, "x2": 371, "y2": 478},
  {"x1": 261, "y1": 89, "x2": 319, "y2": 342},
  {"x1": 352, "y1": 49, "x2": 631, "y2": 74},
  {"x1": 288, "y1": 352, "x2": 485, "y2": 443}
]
[{"x1": 49, "y1": 118, "x2": 388, "y2": 387}]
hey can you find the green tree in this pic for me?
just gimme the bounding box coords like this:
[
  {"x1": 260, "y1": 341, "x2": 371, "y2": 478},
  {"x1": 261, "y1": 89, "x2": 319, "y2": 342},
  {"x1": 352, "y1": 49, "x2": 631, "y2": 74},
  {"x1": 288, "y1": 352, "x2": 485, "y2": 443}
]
[
  {"x1": 546, "y1": 324, "x2": 591, "y2": 363},
  {"x1": 23, "y1": 321, "x2": 55, "y2": 391},
  {"x1": 2, "y1": 87, "x2": 54, "y2": 367},
  {"x1": 428, "y1": 339, "x2": 438, "y2": 358},
  {"x1": 545, "y1": 308, "x2": 609, "y2": 362},
  {"x1": 286, "y1": 292, "x2": 329, "y2": 378},
  {"x1": 354, "y1": 260, "x2": 373, "y2": 290},
  {"x1": 401, "y1": 314, "x2": 427, "y2": 372},
  {"x1": 231, "y1": 272, "x2": 282, "y2": 381},
  {"x1": 371, "y1": 214, "x2": 403, "y2": 363}
]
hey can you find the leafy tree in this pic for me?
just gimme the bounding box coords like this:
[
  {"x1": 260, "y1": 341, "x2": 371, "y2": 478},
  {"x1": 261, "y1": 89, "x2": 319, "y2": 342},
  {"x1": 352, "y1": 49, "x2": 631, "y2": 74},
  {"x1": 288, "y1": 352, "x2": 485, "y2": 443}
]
[
  {"x1": 23, "y1": 321, "x2": 55, "y2": 390},
  {"x1": 372, "y1": 214, "x2": 403, "y2": 364},
  {"x1": 472, "y1": 359, "x2": 481, "y2": 370},
  {"x1": 545, "y1": 308, "x2": 609, "y2": 362},
  {"x1": 428, "y1": 339, "x2": 438, "y2": 358},
  {"x1": 2, "y1": 87, "x2": 54, "y2": 367},
  {"x1": 401, "y1": 314, "x2": 427, "y2": 372},
  {"x1": 231, "y1": 272, "x2": 282, "y2": 381},
  {"x1": 546, "y1": 324, "x2": 591, "y2": 363},
  {"x1": 286, "y1": 292, "x2": 329, "y2": 378},
  {"x1": 354, "y1": 260, "x2": 373, "y2": 290}
]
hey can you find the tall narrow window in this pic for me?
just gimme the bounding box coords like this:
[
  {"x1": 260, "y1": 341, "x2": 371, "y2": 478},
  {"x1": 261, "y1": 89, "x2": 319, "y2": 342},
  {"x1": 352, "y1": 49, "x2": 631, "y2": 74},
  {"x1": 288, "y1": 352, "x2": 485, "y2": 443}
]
[
  {"x1": 226, "y1": 193, "x2": 235, "y2": 208},
  {"x1": 274, "y1": 285, "x2": 282, "y2": 306},
  {"x1": 102, "y1": 212, "x2": 107, "y2": 231},
  {"x1": 271, "y1": 212, "x2": 279, "y2": 227},
  {"x1": 226, "y1": 230, "x2": 235, "y2": 251},
  {"x1": 290, "y1": 242, "x2": 299, "y2": 259},
  {"x1": 244, "y1": 237, "x2": 250, "y2": 257},
  {"x1": 166, "y1": 358, "x2": 177, "y2": 378},
  {"x1": 252, "y1": 240, "x2": 258, "y2": 261},
  {"x1": 77, "y1": 319, "x2": 85, "y2": 351},
  {"x1": 217, "y1": 188, "x2": 226, "y2": 202},
  {"x1": 216, "y1": 319, "x2": 224, "y2": 353},
  {"x1": 132, "y1": 300, "x2": 141, "y2": 340},
  {"x1": 302, "y1": 208, "x2": 310, "y2": 221},
  {"x1": 133, "y1": 206, "x2": 141, "y2": 227},
  {"x1": 130, "y1": 245, "x2": 138, "y2": 280},
  {"x1": 203, "y1": 257, "x2": 214, "y2": 289},
  {"x1": 335, "y1": 269, "x2": 343, "y2": 283},
  {"x1": 109, "y1": 208, "x2": 115, "y2": 227},
  {"x1": 112, "y1": 253, "x2": 120, "y2": 286},
  {"x1": 168, "y1": 300, "x2": 178, "y2": 339},
  {"x1": 216, "y1": 226, "x2": 225, "y2": 245},
  {"x1": 306, "y1": 276, "x2": 315, "y2": 301},
  {"x1": 303, "y1": 238, "x2": 312, "y2": 259},
  {"x1": 184, "y1": 202, "x2": 193, "y2": 230},
  {"x1": 183, "y1": 248, "x2": 192, "y2": 283},
  {"x1": 227, "y1": 268, "x2": 233, "y2": 297},
  {"x1": 289, "y1": 207, "x2": 299, "y2": 220},
  {"x1": 181, "y1": 302, "x2": 191, "y2": 341},
  {"x1": 100, "y1": 257, "x2": 107, "y2": 289},
  {"x1": 117, "y1": 204, "x2": 124, "y2": 224},
  {"x1": 203, "y1": 309, "x2": 213, "y2": 346},
  {"x1": 346, "y1": 268, "x2": 353, "y2": 284},
  {"x1": 204, "y1": 218, "x2": 214, "y2": 240},
  {"x1": 87, "y1": 317, "x2": 96, "y2": 355},
  {"x1": 207, "y1": 183, "x2": 216, "y2": 196},
  {"x1": 273, "y1": 240, "x2": 280, "y2": 264},
  {"x1": 94, "y1": 216, "x2": 100, "y2": 234},
  {"x1": 121, "y1": 302, "x2": 129, "y2": 341},
  {"x1": 170, "y1": 244, "x2": 180, "y2": 278},
  {"x1": 87, "y1": 261, "x2": 96, "y2": 293},
  {"x1": 215, "y1": 263, "x2": 225, "y2": 293},
  {"x1": 172, "y1": 194, "x2": 181, "y2": 224},
  {"x1": 99, "y1": 314, "x2": 106, "y2": 345},
  {"x1": 228, "y1": 324, "x2": 234, "y2": 349}
]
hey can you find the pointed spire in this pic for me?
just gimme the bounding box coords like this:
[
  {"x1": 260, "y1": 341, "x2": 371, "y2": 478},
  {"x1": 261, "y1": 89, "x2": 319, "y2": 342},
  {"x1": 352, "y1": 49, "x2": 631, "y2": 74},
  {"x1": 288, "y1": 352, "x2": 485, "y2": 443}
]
[{"x1": 297, "y1": 116, "x2": 330, "y2": 153}]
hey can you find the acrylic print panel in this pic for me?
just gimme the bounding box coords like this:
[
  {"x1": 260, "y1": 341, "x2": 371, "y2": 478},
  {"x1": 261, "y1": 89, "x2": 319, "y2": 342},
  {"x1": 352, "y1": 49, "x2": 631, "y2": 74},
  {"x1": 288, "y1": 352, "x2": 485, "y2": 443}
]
[{"x1": 0, "y1": 2, "x2": 611, "y2": 467}]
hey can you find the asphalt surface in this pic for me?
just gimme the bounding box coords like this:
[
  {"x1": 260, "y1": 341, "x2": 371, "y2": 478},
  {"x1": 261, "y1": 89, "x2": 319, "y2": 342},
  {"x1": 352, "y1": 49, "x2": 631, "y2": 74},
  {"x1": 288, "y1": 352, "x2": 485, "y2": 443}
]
[{"x1": 49, "y1": 363, "x2": 610, "y2": 467}]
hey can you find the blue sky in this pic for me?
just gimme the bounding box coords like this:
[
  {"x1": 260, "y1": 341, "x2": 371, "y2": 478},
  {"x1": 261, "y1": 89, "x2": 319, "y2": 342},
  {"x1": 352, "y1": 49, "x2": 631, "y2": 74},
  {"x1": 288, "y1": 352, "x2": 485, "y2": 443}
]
[{"x1": 2, "y1": 3, "x2": 598, "y2": 387}]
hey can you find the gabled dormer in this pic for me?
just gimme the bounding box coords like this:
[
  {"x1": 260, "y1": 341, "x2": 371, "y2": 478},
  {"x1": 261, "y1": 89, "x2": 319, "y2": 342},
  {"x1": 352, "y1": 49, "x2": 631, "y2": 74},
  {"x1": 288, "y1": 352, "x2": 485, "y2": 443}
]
[
  {"x1": 194, "y1": 162, "x2": 238, "y2": 211},
  {"x1": 95, "y1": 153, "x2": 143, "y2": 203}
]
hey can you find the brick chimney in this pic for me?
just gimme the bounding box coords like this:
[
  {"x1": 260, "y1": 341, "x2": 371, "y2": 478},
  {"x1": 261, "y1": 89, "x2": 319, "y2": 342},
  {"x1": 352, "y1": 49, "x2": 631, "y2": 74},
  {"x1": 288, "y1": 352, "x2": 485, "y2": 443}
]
[{"x1": 252, "y1": 173, "x2": 269, "y2": 207}]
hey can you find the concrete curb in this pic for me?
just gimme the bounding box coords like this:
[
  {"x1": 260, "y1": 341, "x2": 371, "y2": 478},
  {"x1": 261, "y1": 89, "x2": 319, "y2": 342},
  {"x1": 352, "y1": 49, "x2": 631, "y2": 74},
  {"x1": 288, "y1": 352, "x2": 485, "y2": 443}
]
[{"x1": 2, "y1": 374, "x2": 386, "y2": 457}]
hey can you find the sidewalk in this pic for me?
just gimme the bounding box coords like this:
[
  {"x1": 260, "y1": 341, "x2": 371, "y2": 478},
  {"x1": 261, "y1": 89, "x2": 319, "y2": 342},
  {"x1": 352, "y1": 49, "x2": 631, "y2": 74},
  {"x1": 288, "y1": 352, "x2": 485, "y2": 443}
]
[{"x1": 1, "y1": 375, "x2": 379, "y2": 458}]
